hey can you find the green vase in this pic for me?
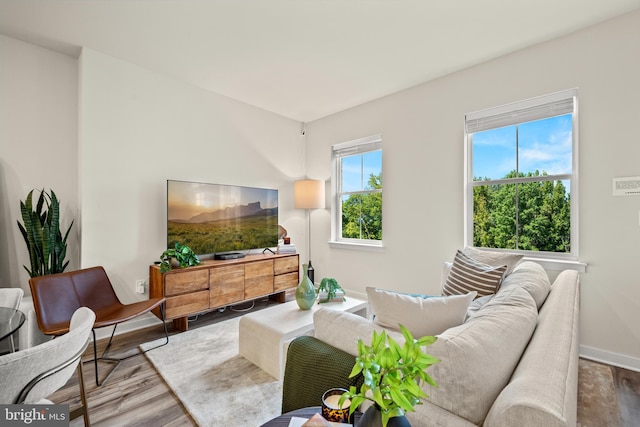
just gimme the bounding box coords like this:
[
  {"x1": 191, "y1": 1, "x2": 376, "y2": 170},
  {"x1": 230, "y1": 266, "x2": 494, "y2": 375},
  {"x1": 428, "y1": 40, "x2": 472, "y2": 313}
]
[{"x1": 296, "y1": 263, "x2": 316, "y2": 310}]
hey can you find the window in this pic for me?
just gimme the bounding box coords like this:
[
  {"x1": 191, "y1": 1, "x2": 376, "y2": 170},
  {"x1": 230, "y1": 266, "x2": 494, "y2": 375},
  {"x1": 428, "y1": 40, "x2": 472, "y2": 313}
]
[
  {"x1": 465, "y1": 89, "x2": 578, "y2": 260},
  {"x1": 331, "y1": 135, "x2": 383, "y2": 248}
]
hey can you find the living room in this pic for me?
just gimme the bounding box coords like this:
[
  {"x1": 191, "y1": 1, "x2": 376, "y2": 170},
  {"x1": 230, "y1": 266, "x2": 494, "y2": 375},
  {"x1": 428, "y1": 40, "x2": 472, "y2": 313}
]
[{"x1": 1, "y1": 1, "x2": 639, "y2": 426}]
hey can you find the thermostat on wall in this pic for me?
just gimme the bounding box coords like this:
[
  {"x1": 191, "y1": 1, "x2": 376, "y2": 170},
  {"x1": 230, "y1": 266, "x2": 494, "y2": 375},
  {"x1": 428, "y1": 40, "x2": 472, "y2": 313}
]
[{"x1": 612, "y1": 176, "x2": 640, "y2": 196}]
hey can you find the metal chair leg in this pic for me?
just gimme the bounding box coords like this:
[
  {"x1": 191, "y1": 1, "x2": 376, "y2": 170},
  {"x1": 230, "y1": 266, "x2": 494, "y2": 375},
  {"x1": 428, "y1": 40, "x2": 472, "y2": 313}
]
[{"x1": 88, "y1": 302, "x2": 170, "y2": 386}]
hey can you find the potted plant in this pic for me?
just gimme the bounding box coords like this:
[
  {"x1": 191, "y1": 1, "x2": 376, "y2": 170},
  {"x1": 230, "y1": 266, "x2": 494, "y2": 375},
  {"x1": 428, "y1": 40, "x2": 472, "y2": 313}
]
[
  {"x1": 339, "y1": 325, "x2": 439, "y2": 427},
  {"x1": 317, "y1": 277, "x2": 346, "y2": 303},
  {"x1": 17, "y1": 189, "x2": 74, "y2": 277},
  {"x1": 159, "y1": 243, "x2": 201, "y2": 273}
]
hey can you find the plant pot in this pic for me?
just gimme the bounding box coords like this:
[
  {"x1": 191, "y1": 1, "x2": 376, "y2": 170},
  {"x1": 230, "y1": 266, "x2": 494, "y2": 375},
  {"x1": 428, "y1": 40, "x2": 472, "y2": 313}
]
[{"x1": 357, "y1": 405, "x2": 411, "y2": 427}]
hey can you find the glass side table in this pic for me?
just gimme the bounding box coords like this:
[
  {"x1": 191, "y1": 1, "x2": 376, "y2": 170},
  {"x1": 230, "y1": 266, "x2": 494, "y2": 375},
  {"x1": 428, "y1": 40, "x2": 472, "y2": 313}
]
[{"x1": 0, "y1": 307, "x2": 26, "y2": 352}]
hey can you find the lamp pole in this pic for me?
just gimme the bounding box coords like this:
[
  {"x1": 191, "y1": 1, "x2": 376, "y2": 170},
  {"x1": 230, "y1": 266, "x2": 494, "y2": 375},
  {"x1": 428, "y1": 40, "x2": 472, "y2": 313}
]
[{"x1": 294, "y1": 179, "x2": 325, "y2": 281}]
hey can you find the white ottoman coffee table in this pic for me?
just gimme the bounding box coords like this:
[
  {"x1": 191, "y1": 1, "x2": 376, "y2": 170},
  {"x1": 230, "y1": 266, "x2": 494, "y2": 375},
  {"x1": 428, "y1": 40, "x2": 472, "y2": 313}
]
[{"x1": 239, "y1": 297, "x2": 368, "y2": 379}]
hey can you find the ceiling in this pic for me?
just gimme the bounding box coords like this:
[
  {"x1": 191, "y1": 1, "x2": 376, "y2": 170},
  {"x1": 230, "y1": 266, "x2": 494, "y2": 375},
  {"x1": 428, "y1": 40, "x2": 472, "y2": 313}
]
[{"x1": 1, "y1": 1, "x2": 639, "y2": 122}]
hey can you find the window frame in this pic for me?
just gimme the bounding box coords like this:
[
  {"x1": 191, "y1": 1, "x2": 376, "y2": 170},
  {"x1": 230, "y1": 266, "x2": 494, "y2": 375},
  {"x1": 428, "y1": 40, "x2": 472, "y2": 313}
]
[
  {"x1": 330, "y1": 134, "x2": 383, "y2": 251},
  {"x1": 464, "y1": 89, "x2": 583, "y2": 269}
]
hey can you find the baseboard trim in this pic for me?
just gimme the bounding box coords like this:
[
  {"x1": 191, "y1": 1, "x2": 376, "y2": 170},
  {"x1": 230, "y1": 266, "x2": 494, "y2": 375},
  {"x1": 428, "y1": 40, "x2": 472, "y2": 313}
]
[{"x1": 580, "y1": 345, "x2": 640, "y2": 372}]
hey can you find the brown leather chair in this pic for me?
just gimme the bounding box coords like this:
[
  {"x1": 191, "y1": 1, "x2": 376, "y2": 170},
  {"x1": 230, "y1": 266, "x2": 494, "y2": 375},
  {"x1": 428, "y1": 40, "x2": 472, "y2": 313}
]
[{"x1": 29, "y1": 266, "x2": 168, "y2": 386}]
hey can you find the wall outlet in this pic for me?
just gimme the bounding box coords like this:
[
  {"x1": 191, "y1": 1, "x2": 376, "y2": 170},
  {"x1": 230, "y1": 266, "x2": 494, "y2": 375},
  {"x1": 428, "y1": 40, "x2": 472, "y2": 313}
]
[{"x1": 136, "y1": 279, "x2": 146, "y2": 294}]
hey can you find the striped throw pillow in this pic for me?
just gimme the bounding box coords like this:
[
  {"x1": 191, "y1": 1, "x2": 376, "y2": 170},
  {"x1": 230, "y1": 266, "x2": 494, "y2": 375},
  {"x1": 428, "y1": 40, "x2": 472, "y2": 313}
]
[{"x1": 443, "y1": 250, "x2": 507, "y2": 298}]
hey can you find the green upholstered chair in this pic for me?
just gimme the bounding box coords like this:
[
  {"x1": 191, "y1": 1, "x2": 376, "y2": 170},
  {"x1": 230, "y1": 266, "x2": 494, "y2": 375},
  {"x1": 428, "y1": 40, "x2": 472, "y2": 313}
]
[{"x1": 281, "y1": 335, "x2": 364, "y2": 414}]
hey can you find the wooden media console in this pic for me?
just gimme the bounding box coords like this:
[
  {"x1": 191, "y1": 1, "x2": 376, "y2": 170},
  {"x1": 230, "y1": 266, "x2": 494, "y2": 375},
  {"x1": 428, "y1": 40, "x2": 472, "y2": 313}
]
[{"x1": 149, "y1": 253, "x2": 299, "y2": 331}]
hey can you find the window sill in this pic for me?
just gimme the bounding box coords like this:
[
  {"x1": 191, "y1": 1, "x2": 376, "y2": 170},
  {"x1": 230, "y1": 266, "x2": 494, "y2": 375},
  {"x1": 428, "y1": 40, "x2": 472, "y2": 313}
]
[
  {"x1": 328, "y1": 241, "x2": 384, "y2": 252},
  {"x1": 523, "y1": 257, "x2": 587, "y2": 273}
]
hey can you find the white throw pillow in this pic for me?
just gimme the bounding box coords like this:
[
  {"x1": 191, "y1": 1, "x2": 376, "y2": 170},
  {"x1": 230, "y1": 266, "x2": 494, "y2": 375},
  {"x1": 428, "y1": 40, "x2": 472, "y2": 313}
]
[{"x1": 366, "y1": 287, "x2": 477, "y2": 337}]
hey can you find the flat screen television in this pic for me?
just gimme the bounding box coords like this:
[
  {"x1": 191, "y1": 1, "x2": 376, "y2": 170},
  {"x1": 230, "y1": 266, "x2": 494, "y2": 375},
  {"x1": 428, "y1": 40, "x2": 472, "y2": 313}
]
[{"x1": 167, "y1": 180, "x2": 279, "y2": 259}]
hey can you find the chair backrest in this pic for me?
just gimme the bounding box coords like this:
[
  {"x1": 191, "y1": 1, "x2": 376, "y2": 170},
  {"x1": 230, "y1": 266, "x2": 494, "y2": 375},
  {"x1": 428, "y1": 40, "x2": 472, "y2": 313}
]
[
  {"x1": 0, "y1": 307, "x2": 95, "y2": 404},
  {"x1": 29, "y1": 267, "x2": 120, "y2": 335},
  {"x1": 0, "y1": 288, "x2": 24, "y2": 310}
]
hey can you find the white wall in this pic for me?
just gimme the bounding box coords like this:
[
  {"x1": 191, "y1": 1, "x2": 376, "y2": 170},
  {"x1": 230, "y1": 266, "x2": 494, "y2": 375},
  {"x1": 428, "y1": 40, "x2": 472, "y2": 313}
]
[
  {"x1": 305, "y1": 11, "x2": 640, "y2": 369},
  {"x1": 78, "y1": 49, "x2": 305, "y2": 331},
  {"x1": 0, "y1": 34, "x2": 79, "y2": 293},
  {"x1": 1, "y1": 38, "x2": 306, "y2": 335},
  {"x1": 2, "y1": 9, "x2": 638, "y2": 368}
]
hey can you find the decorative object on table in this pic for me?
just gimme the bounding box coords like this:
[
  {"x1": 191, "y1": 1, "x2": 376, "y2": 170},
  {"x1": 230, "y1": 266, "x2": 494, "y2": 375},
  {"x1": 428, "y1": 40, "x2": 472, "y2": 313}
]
[
  {"x1": 278, "y1": 242, "x2": 297, "y2": 254},
  {"x1": 17, "y1": 189, "x2": 74, "y2": 278},
  {"x1": 317, "y1": 278, "x2": 346, "y2": 303},
  {"x1": 302, "y1": 413, "x2": 332, "y2": 426},
  {"x1": 357, "y1": 407, "x2": 410, "y2": 427},
  {"x1": 295, "y1": 263, "x2": 316, "y2": 310},
  {"x1": 322, "y1": 387, "x2": 351, "y2": 423},
  {"x1": 159, "y1": 243, "x2": 201, "y2": 273},
  {"x1": 307, "y1": 260, "x2": 315, "y2": 283},
  {"x1": 339, "y1": 325, "x2": 439, "y2": 427},
  {"x1": 294, "y1": 178, "x2": 325, "y2": 283},
  {"x1": 279, "y1": 225, "x2": 288, "y2": 240}
]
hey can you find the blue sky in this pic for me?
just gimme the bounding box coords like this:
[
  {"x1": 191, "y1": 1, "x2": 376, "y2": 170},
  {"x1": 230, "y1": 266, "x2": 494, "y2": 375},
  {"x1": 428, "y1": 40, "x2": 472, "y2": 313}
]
[
  {"x1": 341, "y1": 150, "x2": 382, "y2": 192},
  {"x1": 472, "y1": 114, "x2": 572, "y2": 180}
]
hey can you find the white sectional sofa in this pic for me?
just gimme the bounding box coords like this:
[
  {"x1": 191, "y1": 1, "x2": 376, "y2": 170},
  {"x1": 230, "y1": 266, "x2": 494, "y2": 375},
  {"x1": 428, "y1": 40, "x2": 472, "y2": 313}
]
[{"x1": 298, "y1": 260, "x2": 580, "y2": 426}]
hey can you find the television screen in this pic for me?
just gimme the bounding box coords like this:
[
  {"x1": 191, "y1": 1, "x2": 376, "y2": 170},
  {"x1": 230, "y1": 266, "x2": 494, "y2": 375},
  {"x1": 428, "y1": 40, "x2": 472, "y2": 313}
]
[{"x1": 167, "y1": 180, "x2": 279, "y2": 256}]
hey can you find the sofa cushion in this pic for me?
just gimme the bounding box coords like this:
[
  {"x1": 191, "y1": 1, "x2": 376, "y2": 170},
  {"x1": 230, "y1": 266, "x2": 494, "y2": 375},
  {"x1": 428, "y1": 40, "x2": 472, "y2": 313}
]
[
  {"x1": 366, "y1": 287, "x2": 476, "y2": 337},
  {"x1": 313, "y1": 308, "x2": 404, "y2": 357},
  {"x1": 443, "y1": 250, "x2": 507, "y2": 298},
  {"x1": 464, "y1": 294, "x2": 494, "y2": 321},
  {"x1": 498, "y1": 261, "x2": 551, "y2": 309},
  {"x1": 424, "y1": 286, "x2": 538, "y2": 425}
]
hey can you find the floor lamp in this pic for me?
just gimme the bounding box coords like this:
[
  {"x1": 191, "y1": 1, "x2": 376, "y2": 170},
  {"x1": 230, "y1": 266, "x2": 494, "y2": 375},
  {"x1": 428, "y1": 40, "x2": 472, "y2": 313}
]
[{"x1": 294, "y1": 179, "x2": 325, "y2": 283}]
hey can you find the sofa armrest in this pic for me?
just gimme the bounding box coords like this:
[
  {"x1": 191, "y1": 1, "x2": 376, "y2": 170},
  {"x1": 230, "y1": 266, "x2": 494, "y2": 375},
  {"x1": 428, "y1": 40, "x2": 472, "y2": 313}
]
[
  {"x1": 484, "y1": 270, "x2": 580, "y2": 427},
  {"x1": 281, "y1": 336, "x2": 363, "y2": 414}
]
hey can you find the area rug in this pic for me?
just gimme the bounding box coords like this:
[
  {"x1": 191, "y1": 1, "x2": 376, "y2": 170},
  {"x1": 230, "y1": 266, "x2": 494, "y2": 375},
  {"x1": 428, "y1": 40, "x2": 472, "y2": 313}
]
[
  {"x1": 577, "y1": 359, "x2": 622, "y2": 427},
  {"x1": 140, "y1": 317, "x2": 282, "y2": 426}
]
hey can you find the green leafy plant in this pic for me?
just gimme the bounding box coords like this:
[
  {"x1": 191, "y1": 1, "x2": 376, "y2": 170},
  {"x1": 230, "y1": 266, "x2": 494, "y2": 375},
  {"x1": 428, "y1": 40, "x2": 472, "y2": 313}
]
[
  {"x1": 159, "y1": 243, "x2": 201, "y2": 273},
  {"x1": 339, "y1": 325, "x2": 439, "y2": 427},
  {"x1": 317, "y1": 277, "x2": 346, "y2": 303},
  {"x1": 17, "y1": 189, "x2": 73, "y2": 278}
]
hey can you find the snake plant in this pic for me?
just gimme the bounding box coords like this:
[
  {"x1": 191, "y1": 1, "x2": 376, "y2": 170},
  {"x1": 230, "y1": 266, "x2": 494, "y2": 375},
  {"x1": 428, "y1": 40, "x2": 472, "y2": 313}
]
[{"x1": 17, "y1": 189, "x2": 74, "y2": 277}]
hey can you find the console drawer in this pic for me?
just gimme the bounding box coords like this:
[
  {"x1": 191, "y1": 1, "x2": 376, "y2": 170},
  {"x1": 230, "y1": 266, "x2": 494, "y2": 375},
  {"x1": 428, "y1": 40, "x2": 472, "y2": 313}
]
[
  {"x1": 164, "y1": 269, "x2": 209, "y2": 297},
  {"x1": 166, "y1": 290, "x2": 209, "y2": 319},
  {"x1": 274, "y1": 256, "x2": 298, "y2": 275},
  {"x1": 274, "y1": 271, "x2": 298, "y2": 291}
]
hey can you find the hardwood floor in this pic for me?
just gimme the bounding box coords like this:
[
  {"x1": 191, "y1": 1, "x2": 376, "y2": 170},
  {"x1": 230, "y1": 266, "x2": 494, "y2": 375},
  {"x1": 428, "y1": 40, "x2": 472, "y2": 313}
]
[
  {"x1": 50, "y1": 301, "x2": 640, "y2": 427},
  {"x1": 613, "y1": 364, "x2": 640, "y2": 426},
  {"x1": 53, "y1": 300, "x2": 274, "y2": 427}
]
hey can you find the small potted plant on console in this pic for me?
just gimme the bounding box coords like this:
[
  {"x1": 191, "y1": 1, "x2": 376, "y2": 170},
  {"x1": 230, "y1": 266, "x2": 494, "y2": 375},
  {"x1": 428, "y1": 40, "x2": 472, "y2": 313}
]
[
  {"x1": 159, "y1": 243, "x2": 201, "y2": 273},
  {"x1": 317, "y1": 277, "x2": 346, "y2": 303}
]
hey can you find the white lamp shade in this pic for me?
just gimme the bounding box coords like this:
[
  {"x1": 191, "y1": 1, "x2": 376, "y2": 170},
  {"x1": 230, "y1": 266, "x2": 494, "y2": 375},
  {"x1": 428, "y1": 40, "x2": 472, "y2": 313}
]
[{"x1": 294, "y1": 179, "x2": 325, "y2": 209}]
